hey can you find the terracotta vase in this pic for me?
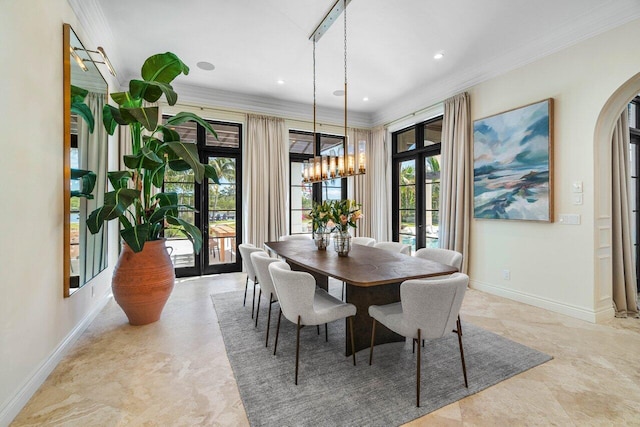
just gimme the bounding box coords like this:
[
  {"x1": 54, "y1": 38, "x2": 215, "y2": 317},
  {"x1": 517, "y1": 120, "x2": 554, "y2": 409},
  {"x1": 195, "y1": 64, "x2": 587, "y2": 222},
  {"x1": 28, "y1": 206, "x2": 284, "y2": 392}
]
[{"x1": 112, "y1": 240, "x2": 175, "y2": 326}]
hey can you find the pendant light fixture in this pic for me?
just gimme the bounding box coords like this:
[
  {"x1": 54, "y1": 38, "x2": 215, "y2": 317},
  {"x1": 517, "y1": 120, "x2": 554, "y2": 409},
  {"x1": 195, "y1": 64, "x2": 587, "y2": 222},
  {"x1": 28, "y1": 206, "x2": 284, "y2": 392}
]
[{"x1": 302, "y1": 0, "x2": 366, "y2": 184}]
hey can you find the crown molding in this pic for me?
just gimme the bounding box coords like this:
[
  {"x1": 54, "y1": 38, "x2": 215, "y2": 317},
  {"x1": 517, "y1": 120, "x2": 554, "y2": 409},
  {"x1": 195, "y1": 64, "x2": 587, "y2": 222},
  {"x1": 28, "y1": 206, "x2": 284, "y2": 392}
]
[{"x1": 172, "y1": 82, "x2": 374, "y2": 128}]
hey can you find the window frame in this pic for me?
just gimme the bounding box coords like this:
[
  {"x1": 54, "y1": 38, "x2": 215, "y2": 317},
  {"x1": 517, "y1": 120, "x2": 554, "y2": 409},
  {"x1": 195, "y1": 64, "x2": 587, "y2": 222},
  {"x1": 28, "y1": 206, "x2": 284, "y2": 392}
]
[{"x1": 391, "y1": 116, "x2": 443, "y2": 250}]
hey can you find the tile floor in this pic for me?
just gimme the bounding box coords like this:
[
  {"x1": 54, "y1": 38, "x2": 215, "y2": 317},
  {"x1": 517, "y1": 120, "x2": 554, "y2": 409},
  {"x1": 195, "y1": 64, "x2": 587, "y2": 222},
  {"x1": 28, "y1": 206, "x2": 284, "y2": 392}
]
[{"x1": 11, "y1": 273, "x2": 640, "y2": 426}]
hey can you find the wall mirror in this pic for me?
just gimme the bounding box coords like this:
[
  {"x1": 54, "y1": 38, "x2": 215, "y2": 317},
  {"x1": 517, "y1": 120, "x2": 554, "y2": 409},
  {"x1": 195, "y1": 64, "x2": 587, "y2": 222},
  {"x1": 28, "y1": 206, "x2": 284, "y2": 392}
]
[{"x1": 63, "y1": 24, "x2": 109, "y2": 297}]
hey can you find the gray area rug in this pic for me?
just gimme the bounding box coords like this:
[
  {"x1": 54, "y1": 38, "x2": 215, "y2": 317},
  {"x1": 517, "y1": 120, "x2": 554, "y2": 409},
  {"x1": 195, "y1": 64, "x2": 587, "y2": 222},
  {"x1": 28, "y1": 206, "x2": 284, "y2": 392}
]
[{"x1": 211, "y1": 291, "x2": 552, "y2": 427}]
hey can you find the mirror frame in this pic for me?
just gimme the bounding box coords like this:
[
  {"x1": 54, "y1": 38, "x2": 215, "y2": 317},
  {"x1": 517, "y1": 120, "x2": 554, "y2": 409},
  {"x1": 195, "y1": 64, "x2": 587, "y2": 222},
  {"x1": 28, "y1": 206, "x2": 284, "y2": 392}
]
[
  {"x1": 63, "y1": 23, "x2": 109, "y2": 297},
  {"x1": 63, "y1": 23, "x2": 71, "y2": 297}
]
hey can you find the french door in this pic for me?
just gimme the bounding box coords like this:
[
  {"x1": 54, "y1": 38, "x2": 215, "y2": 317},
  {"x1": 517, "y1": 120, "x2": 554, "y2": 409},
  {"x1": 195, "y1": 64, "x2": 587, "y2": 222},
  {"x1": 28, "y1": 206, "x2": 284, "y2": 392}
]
[
  {"x1": 163, "y1": 116, "x2": 242, "y2": 277},
  {"x1": 392, "y1": 117, "x2": 442, "y2": 252}
]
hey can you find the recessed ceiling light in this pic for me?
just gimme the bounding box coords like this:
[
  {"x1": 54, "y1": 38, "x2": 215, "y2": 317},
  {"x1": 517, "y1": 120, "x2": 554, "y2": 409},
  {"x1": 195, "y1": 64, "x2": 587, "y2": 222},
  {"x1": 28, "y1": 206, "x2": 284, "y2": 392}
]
[
  {"x1": 363, "y1": 97, "x2": 369, "y2": 102},
  {"x1": 333, "y1": 90, "x2": 345, "y2": 96},
  {"x1": 196, "y1": 61, "x2": 215, "y2": 71},
  {"x1": 433, "y1": 52, "x2": 444, "y2": 60},
  {"x1": 277, "y1": 79, "x2": 285, "y2": 85}
]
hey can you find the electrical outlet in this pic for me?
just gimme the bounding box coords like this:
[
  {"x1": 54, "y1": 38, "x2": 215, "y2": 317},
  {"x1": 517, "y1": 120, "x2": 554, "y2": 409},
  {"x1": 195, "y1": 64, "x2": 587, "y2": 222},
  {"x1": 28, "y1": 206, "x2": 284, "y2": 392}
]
[
  {"x1": 91, "y1": 286, "x2": 95, "y2": 298},
  {"x1": 502, "y1": 269, "x2": 510, "y2": 280}
]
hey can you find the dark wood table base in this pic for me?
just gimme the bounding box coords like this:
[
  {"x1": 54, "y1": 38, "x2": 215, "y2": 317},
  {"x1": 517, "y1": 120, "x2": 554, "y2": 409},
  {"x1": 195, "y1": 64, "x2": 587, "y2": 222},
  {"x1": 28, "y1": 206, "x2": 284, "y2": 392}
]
[{"x1": 346, "y1": 282, "x2": 404, "y2": 356}]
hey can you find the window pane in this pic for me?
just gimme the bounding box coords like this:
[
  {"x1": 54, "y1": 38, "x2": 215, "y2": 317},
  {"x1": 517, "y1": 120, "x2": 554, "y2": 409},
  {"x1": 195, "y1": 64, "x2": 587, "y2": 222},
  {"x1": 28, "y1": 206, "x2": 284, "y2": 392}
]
[
  {"x1": 207, "y1": 156, "x2": 237, "y2": 265},
  {"x1": 424, "y1": 118, "x2": 443, "y2": 146},
  {"x1": 164, "y1": 118, "x2": 197, "y2": 143},
  {"x1": 399, "y1": 160, "x2": 415, "y2": 184},
  {"x1": 290, "y1": 132, "x2": 314, "y2": 154},
  {"x1": 400, "y1": 185, "x2": 415, "y2": 209},
  {"x1": 400, "y1": 210, "x2": 416, "y2": 233},
  {"x1": 397, "y1": 128, "x2": 416, "y2": 153},
  {"x1": 320, "y1": 135, "x2": 343, "y2": 156},
  {"x1": 206, "y1": 122, "x2": 240, "y2": 148}
]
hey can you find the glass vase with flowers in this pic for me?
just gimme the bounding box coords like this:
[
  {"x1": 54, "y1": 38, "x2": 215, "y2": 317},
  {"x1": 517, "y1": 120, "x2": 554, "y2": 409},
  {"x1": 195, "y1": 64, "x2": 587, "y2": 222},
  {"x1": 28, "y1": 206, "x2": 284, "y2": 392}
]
[
  {"x1": 327, "y1": 199, "x2": 363, "y2": 256},
  {"x1": 307, "y1": 201, "x2": 332, "y2": 250}
]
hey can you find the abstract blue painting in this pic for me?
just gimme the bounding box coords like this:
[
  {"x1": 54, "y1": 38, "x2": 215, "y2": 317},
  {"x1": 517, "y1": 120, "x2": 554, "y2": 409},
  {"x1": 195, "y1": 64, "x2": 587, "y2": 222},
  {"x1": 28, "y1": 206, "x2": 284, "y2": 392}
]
[{"x1": 473, "y1": 99, "x2": 553, "y2": 221}]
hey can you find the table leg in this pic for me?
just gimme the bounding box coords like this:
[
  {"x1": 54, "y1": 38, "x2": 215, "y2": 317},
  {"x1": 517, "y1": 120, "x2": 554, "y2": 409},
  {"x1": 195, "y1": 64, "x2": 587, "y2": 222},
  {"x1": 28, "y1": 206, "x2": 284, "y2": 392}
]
[
  {"x1": 219, "y1": 237, "x2": 226, "y2": 262},
  {"x1": 345, "y1": 282, "x2": 403, "y2": 356}
]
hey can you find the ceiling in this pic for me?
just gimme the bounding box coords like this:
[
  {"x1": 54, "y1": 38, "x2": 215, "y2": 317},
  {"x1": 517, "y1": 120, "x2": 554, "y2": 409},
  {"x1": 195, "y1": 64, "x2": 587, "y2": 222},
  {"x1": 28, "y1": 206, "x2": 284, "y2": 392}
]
[{"x1": 76, "y1": 0, "x2": 640, "y2": 126}]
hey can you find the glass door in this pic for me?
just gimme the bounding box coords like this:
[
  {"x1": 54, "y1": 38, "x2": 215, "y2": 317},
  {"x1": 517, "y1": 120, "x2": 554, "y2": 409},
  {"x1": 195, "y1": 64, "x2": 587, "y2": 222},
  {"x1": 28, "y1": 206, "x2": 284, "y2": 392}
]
[
  {"x1": 203, "y1": 155, "x2": 239, "y2": 274},
  {"x1": 163, "y1": 116, "x2": 242, "y2": 277}
]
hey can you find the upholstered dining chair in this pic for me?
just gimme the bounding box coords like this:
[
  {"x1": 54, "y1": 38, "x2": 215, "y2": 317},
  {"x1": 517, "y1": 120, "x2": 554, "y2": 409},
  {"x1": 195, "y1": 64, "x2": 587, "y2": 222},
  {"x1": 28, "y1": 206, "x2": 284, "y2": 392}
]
[
  {"x1": 268, "y1": 262, "x2": 357, "y2": 385},
  {"x1": 374, "y1": 241, "x2": 411, "y2": 255},
  {"x1": 414, "y1": 247, "x2": 462, "y2": 271},
  {"x1": 368, "y1": 273, "x2": 469, "y2": 407},
  {"x1": 250, "y1": 251, "x2": 283, "y2": 345},
  {"x1": 238, "y1": 243, "x2": 265, "y2": 318},
  {"x1": 351, "y1": 236, "x2": 376, "y2": 247},
  {"x1": 279, "y1": 234, "x2": 312, "y2": 241},
  {"x1": 414, "y1": 247, "x2": 464, "y2": 336}
]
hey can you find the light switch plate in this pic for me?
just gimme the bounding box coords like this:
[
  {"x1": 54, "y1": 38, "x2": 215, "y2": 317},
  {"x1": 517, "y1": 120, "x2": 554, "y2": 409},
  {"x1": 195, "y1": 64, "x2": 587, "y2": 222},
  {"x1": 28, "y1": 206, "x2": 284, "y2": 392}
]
[
  {"x1": 572, "y1": 194, "x2": 583, "y2": 205},
  {"x1": 572, "y1": 181, "x2": 583, "y2": 193}
]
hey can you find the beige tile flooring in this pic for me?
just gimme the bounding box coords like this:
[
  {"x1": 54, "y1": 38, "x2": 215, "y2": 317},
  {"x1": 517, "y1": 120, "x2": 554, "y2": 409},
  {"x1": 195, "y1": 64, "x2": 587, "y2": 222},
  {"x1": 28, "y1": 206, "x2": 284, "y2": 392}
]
[{"x1": 11, "y1": 273, "x2": 640, "y2": 426}]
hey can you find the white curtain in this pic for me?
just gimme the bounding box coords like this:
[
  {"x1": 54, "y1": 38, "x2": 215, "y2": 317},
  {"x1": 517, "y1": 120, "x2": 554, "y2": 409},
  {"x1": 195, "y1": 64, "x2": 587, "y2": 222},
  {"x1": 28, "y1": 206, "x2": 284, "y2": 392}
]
[
  {"x1": 347, "y1": 128, "x2": 372, "y2": 237},
  {"x1": 440, "y1": 92, "x2": 472, "y2": 273},
  {"x1": 244, "y1": 114, "x2": 288, "y2": 248},
  {"x1": 78, "y1": 92, "x2": 108, "y2": 283},
  {"x1": 368, "y1": 126, "x2": 391, "y2": 242},
  {"x1": 611, "y1": 110, "x2": 639, "y2": 317}
]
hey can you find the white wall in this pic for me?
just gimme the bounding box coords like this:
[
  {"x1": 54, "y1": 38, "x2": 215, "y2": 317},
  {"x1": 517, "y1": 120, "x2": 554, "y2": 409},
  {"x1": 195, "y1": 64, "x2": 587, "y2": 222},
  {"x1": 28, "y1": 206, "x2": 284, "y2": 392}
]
[
  {"x1": 0, "y1": 0, "x2": 119, "y2": 424},
  {"x1": 467, "y1": 18, "x2": 640, "y2": 321}
]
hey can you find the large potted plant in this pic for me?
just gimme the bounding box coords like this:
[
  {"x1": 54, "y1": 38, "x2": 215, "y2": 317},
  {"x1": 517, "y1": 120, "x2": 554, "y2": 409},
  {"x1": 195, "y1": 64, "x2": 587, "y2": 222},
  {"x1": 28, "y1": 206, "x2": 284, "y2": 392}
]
[{"x1": 88, "y1": 52, "x2": 219, "y2": 325}]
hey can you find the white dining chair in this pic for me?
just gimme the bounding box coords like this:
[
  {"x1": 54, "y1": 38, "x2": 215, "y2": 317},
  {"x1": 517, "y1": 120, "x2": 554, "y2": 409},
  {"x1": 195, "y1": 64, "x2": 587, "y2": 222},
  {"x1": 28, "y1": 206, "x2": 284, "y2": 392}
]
[
  {"x1": 368, "y1": 273, "x2": 469, "y2": 407},
  {"x1": 414, "y1": 247, "x2": 462, "y2": 271},
  {"x1": 414, "y1": 247, "x2": 465, "y2": 336},
  {"x1": 269, "y1": 262, "x2": 357, "y2": 384},
  {"x1": 279, "y1": 234, "x2": 312, "y2": 241},
  {"x1": 351, "y1": 236, "x2": 376, "y2": 247},
  {"x1": 238, "y1": 243, "x2": 266, "y2": 319},
  {"x1": 250, "y1": 251, "x2": 283, "y2": 346},
  {"x1": 374, "y1": 241, "x2": 411, "y2": 255}
]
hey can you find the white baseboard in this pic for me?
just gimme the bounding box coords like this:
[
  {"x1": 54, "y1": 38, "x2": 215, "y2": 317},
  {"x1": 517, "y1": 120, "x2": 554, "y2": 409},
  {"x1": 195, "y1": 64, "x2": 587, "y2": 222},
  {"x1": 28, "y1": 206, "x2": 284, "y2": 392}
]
[
  {"x1": 470, "y1": 279, "x2": 607, "y2": 323},
  {"x1": 0, "y1": 293, "x2": 112, "y2": 427}
]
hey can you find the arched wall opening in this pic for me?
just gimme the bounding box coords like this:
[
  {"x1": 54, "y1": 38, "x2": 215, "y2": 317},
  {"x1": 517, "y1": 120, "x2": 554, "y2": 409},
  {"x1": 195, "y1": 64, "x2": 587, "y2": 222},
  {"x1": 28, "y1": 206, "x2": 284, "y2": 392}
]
[{"x1": 593, "y1": 72, "x2": 640, "y2": 318}]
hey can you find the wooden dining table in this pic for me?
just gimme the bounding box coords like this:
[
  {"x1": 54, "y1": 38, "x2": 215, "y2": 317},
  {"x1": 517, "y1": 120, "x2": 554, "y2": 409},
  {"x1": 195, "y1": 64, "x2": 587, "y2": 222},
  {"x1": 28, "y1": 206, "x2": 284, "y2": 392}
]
[{"x1": 263, "y1": 240, "x2": 458, "y2": 356}]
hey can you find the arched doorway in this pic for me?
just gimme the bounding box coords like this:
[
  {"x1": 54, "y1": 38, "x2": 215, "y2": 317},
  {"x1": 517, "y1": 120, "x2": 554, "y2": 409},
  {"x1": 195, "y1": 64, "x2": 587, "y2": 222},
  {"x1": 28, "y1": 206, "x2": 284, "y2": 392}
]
[{"x1": 593, "y1": 72, "x2": 640, "y2": 318}]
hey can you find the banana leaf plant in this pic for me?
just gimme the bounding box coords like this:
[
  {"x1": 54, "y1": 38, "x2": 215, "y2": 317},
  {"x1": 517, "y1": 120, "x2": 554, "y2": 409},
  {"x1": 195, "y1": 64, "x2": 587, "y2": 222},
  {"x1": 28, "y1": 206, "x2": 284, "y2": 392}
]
[
  {"x1": 87, "y1": 52, "x2": 219, "y2": 253},
  {"x1": 70, "y1": 85, "x2": 97, "y2": 199}
]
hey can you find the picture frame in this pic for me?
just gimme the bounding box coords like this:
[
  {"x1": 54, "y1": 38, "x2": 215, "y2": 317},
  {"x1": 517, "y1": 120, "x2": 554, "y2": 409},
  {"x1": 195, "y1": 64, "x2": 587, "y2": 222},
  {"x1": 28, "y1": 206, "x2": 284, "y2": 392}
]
[{"x1": 473, "y1": 98, "x2": 554, "y2": 222}]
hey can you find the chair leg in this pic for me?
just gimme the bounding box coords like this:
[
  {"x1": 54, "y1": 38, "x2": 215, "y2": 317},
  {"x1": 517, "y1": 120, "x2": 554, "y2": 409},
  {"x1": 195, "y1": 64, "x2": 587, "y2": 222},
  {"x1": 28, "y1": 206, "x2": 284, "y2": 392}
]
[
  {"x1": 342, "y1": 282, "x2": 346, "y2": 300},
  {"x1": 349, "y1": 316, "x2": 356, "y2": 366},
  {"x1": 255, "y1": 288, "x2": 262, "y2": 328},
  {"x1": 457, "y1": 315, "x2": 463, "y2": 336},
  {"x1": 251, "y1": 277, "x2": 259, "y2": 319},
  {"x1": 295, "y1": 316, "x2": 302, "y2": 385},
  {"x1": 369, "y1": 319, "x2": 376, "y2": 365},
  {"x1": 325, "y1": 323, "x2": 328, "y2": 342},
  {"x1": 317, "y1": 325, "x2": 320, "y2": 335},
  {"x1": 273, "y1": 309, "x2": 282, "y2": 356},
  {"x1": 457, "y1": 324, "x2": 469, "y2": 388},
  {"x1": 265, "y1": 295, "x2": 273, "y2": 347},
  {"x1": 417, "y1": 328, "x2": 421, "y2": 408},
  {"x1": 243, "y1": 276, "x2": 248, "y2": 306}
]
